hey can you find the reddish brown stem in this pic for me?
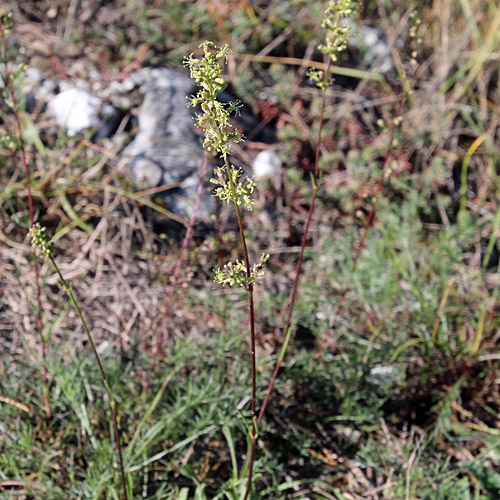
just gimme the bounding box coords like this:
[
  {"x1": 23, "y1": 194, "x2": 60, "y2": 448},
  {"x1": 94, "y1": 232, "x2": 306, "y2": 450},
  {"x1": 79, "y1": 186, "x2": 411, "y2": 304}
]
[
  {"x1": 0, "y1": 15, "x2": 51, "y2": 418},
  {"x1": 217, "y1": 151, "x2": 257, "y2": 499},
  {"x1": 258, "y1": 185, "x2": 318, "y2": 425},
  {"x1": 224, "y1": 163, "x2": 258, "y2": 499},
  {"x1": 215, "y1": 197, "x2": 225, "y2": 269},
  {"x1": 242, "y1": 285, "x2": 257, "y2": 500},
  {"x1": 257, "y1": 59, "x2": 331, "y2": 425}
]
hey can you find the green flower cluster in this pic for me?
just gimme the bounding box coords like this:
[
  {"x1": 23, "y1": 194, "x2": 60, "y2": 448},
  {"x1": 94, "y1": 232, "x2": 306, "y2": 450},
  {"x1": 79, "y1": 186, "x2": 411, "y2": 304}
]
[
  {"x1": 214, "y1": 253, "x2": 270, "y2": 290},
  {"x1": 210, "y1": 166, "x2": 257, "y2": 211},
  {"x1": 184, "y1": 41, "x2": 243, "y2": 156},
  {"x1": 0, "y1": 11, "x2": 13, "y2": 36},
  {"x1": 308, "y1": 0, "x2": 358, "y2": 88},
  {"x1": 318, "y1": 0, "x2": 357, "y2": 61},
  {"x1": 29, "y1": 223, "x2": 55, "y2": 257},
  {"x1": 0, "y1": 133, "x2": 17, "y2": 149}
]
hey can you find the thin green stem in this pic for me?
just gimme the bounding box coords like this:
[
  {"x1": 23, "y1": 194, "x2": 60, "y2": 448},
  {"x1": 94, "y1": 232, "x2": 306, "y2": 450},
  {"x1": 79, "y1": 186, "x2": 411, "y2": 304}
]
[
  {"x1": 48, "y1": 256, "x2": 129, "y2": 500},
  {"x1": 481, "y1": 199, "x2": 500, "y2": 273}
]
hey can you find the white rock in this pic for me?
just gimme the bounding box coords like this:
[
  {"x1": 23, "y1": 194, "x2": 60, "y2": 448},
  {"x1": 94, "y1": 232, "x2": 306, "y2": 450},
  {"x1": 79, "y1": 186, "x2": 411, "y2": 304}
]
[
  {"x1": 369, "y1": 364, "x2": 403, "y2": 385},
  {"x1": 109, "y1": 80, "x2": 129, "y2": 94},
  {"x1": 48, "y1": 88, "x2": 102, "y2": 136},
  {"x1": 253, "y1": 150, "x2": 282, "y2": 180}
]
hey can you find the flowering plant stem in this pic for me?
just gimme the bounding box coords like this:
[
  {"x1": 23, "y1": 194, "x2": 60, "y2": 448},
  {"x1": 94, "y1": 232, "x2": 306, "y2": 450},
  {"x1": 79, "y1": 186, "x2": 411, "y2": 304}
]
[
  {"x1": 49, "y1": 254, "x2": 129, "y2": 500},
  {"x1": 228, "y1": 161, "x2": 258, "y2": 500},
  {"x1": 0, "y1": 13, "x2": 51, "y2": 419},
  {"x1": 258, "y1": 59, "x2": 332, "y2": 425},
  {"x1": 218, "y1": 136, "x2": 258, "y2": 500},
  {"x1": 30, "y1": 223, "x2": 129, "y2": 500},
  {"x1": 258, "y1": 0, "x2": 362, "y2": 425},
  {"x1": 185, "y1": 41, "x2": 265, "y2": 499}
]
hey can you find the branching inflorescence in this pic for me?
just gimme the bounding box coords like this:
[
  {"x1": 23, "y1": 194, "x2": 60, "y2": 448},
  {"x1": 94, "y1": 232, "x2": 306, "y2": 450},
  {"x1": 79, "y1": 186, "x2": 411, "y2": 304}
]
[
  {"x1": 184, "y1": 41, "x2": 268, "y2": 290},
  {"x1": 185, "y1": 41, "x2": 267, "y2": 498}
]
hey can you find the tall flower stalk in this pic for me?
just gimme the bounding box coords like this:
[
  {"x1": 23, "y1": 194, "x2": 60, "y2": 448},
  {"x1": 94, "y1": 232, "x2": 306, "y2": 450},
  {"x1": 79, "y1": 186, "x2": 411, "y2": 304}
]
[
  {"x1": 0, "y1": 11, "x2": 51, "y2": 419},
  {"x1": 30, "y1": 225, "x2": 129, "y2": 500},
  {"x1": 184, "y1": 42, "x2": 268, "y2": 499},
  {"x1": 258, "y1": 0, "x2": 359, "y2": 424},
  {"x1": 185, "y1": 2, "x2": 358, "y2": 491}
]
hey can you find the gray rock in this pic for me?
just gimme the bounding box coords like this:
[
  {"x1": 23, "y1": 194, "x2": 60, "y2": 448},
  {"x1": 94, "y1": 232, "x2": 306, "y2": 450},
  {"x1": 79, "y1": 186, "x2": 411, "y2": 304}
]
[
  {"x1": 369, "y1": 364, "x2": 404, "y2": 385},
  {"x1": 19, "y1": 65, "x2": 221, "y2": 222},
  {"x1": 359, "y1": 26, "x2": 394, "y2": 74},
  {"x1": 123, "y1": 68, "x2": 213, "y2": 221},
  {"x1": 22, "y1": 67, "x2": 44, "y2": 95},
  {"x1": 35, "y1": 78, "x2": 58, "y2": 102}
]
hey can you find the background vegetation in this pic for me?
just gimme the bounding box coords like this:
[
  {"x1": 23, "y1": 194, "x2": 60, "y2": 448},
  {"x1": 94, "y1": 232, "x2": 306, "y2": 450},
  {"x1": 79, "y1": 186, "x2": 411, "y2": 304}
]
[{"x1": 1, "y1": 0, "x2": 499, "y2": 498}]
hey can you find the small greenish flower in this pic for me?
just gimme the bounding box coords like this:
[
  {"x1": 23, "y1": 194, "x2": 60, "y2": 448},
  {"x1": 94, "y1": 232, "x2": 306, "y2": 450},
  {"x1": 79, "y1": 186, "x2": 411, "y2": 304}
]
[
  {"x1": 0, "y1": 133, "x2": 17, "y2": 150},
  {"x1": 307, "y1": 68, "x2": 331, "y2": 89},
  {"x1": 318, "y1": 0, "x2": 357, "y2": 62},
  {"x1": 0, "y1": 11, "x2": 13, "y2": 36},
  {"x1": 210, "y1": 166, "x2": 257, "y2": 211},
  {"x1": 214, "y1": 259, "x2": 248, "y2": 288},
  {"x1": 214, "y1": 254, "x2": 270, "y2": 290},
  {"x1": 29, "y1": 223, "x2": 55, "y2": 257},
  {"x1": 184, "y1": 41, "x2": 243, "y2": 156}
]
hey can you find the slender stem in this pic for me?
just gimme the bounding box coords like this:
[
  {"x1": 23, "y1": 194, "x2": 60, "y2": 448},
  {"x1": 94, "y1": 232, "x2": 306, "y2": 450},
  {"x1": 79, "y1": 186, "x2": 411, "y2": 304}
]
[
  {"x1": 242, "y1": 286, "x2": 257, "y2": 500},
  {"x1": 215, "y1": 197, "x2": 225, "y2": 269},
  {"x1": 223, "y1": 155, "x2": 252, "y2": 273},
  {"x1": 0, "y1": 15, "x2": 51, "y2": 419},
  {"x1": 219, "y1": 151, "x2": 257, "y2": 499},
  {"x1": 258, "y1": 60, "x2": 331, "y2": 424},
  {"x1": 49, "y1": 257, "x2": 129, "y2": 500}
]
